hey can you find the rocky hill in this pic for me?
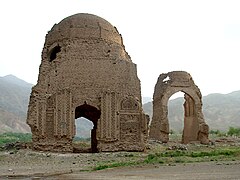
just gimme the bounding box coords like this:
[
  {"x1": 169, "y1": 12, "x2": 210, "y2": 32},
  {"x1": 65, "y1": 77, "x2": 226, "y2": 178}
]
[
  {"x1": 0, "y1": 75, "x2": 32, "y2": 133},
  {"x1": 1, "y1": 75, "x2": 240, "y2": 136}
]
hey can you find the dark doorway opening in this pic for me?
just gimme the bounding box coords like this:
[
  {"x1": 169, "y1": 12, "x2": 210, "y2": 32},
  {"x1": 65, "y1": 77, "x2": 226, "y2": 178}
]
[{"x1": 74, "y1": 104, "x2": 101, "y2": 153}]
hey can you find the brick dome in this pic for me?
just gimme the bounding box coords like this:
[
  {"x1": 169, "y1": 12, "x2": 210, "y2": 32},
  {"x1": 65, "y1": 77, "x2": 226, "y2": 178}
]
[{"x1": 46, "y1": 13, "x2": 122, "y2": 45}]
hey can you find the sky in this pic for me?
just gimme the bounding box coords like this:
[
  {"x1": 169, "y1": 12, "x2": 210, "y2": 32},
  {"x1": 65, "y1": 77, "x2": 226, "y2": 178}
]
[{"x1": 0, "y1": 0, "x2": 240, "y2": 97}]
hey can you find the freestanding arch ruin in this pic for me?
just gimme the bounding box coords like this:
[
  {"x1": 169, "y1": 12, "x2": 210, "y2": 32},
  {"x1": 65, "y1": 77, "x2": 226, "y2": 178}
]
[
  {"x1": 27, "y1": 13, "x2": 148, "y2": 152},
  {"x1": 149, "y1": 71, "x2": 209, "y2": 144}
]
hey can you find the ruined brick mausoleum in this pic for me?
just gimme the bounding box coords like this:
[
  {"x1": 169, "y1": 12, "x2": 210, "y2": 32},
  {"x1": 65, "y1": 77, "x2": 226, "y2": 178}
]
[
  {"x1": 27, "y1": 13, "x2": 148, "y2": 152},
  {"x1": 149, "y1": 71, "x2": 209, "y2": 144}
]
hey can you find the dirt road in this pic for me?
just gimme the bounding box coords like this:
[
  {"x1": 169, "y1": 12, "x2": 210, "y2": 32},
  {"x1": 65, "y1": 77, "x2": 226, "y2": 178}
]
[{"x1": 52, "y1": 161, "x2": 240, "y2": 180}]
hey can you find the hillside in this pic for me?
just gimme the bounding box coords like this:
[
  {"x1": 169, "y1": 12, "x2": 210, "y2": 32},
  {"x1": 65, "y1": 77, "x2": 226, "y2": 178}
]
[
  {"x1": 143, "y1": 91, "x2": 240, "y2": 132},
  {"x1": 0, "y1": 75, "x2": 93, "y2": 137},
  {"x1": 203, "y1": 91, "x2": 240, "y2": 130},
  {"x1": 0, "y1": 75, "x2": 32, "y2": 133}
]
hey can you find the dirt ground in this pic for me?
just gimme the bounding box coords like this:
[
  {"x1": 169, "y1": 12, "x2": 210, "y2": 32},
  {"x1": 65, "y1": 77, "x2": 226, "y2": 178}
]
[
  {"x1": 0, "y1": 138, "x2": 240, "y2": 179},
  {"x1": 54, "y1": 161, "x2": 240, "y2": 180}
]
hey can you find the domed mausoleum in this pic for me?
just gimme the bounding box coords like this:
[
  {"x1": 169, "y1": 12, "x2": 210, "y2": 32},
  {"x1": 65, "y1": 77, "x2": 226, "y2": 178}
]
[{"x1": 27, "y1": 13, "x2": 148, "y2": 152}]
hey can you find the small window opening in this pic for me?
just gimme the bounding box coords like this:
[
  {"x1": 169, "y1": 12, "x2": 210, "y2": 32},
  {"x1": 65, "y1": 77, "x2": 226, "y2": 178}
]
[
  {"x1": 49, "y1": 45, "x2": 61, "y2": 62},
  {"x1": 163, "y1": 76, "x2": 170, "y2": 83}
]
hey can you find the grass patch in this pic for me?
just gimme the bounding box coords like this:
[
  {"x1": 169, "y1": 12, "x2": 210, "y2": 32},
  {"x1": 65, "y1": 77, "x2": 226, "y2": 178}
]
[
  {"x1": 73, "y1": 137, "x2": 91, "y2": 142},
  {"x1": 72, "y1": 141, "x2": 90, "y2": 148},
  {"x1": 92, "y1": 147, "x2": 240, "y2": 171},
  {"x1": 190, "y1": 149, "x2": 238, "y2": 157},
  {"x1": 0, "y1": 132, "x2": 32, "y2": 146},
  {"x1": 94, "y1": 161, "x2": 140, "y2": 170},
  {"x1": 144, "y1": 147, "x2": 240, "y2": 164}
]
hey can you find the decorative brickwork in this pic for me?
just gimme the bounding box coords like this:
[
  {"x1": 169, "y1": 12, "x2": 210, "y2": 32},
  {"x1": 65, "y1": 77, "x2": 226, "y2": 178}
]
[{"x1": 27, "y1": 13, "x2": 148, "y2": 152}]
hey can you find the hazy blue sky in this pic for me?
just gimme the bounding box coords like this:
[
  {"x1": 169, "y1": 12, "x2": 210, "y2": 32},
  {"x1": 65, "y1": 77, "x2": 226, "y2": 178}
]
[{"x1": 1, "y1": 0, "x2": 240, "y2": 97}]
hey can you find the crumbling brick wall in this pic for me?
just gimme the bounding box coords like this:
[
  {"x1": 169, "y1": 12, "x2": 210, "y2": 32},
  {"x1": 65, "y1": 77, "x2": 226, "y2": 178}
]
[
  {"x1": 149, "y1": 71, "x2": 209, "y2": 144},
  {"x1": 27, "y1": 13, "x2": 148, "y2": 152}
]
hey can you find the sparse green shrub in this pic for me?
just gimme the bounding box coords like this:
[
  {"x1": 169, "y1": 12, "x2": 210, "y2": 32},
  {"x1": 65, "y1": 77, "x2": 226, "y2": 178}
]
[
  {"x1": 209, "y1": 129, "x2": 225, "y2": 137},
  {"x1": 191, "y1": 149, "x2": 238, "y2": 157},
  {"x1": 161, "y1": 150, "x2": 187, "y2": 157},
  {"x1": 169, "y1": 129, "x2": 175, "y2": 135},
  {"x1": 94, "y1": 161, "x2": 139, "y2": 170},
  {"x1": 227, "y1": 127, "x2": 240, "y2": 136},
  {"x1": 73, "y1": 137, "x2": 91, "y2": 142},
  {"x1": 94, "y1": 164, "x2": 109, "y2": 170},
  {"x1": 175, "y1": 158, "x2": 185, "y2": 163},
  {"x1": 0, "y1": 132, "x2": 32, "y2": 146},
  {"x1": 144, "y1": 153, "x2": 158, "y2": 163},
  {"x1": 92, "y1": 147, "x2": 240, "y2": 171},
  {"x1": 144, "y1": 148, "x2": 240, "y2": 164}
]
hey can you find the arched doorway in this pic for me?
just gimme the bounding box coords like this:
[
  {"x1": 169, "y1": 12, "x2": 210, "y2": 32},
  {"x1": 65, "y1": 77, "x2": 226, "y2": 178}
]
[
  {"x1": 74, "y1": 117, "x2": 94, "y2": 151},
  {"x1": 164, "y1": 90, "x2": 198, "y2": 144},
  {"x1": 168, "y1": 91, "x2": 199, "y2": 143},
  {"x1": 74, "y1": 104, "x2": 101, "y2": 153}
]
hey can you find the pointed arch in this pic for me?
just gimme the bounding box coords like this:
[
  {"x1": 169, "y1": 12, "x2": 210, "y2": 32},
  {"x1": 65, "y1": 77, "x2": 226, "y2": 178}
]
[{"x1": 74, "y1": 103, "x2": 101, "y2": 152}]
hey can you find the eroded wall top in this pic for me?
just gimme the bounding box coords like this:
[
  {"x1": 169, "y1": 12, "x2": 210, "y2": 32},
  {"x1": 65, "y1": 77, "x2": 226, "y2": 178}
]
[{"x1": 46, "y1": 13, "x2": 124, "y2": 50}]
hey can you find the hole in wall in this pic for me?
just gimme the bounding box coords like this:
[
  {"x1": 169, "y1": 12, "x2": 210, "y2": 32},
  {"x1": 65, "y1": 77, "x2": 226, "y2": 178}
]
[
  {"x1": 163, "y1": 76, "x2": 170, "y2": 83},
  {"x1": 49, "y1": 45, "x2": 61, "y2": 62}
]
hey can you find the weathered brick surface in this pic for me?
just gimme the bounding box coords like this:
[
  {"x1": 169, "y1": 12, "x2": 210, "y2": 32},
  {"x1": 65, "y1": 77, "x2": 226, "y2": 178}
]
[
  {"x1": 149, "y1": 71, "x2": 209, "y2": 144},
  {"x1": 27, "y1": 13, "x2": 148, "y2": 152}
]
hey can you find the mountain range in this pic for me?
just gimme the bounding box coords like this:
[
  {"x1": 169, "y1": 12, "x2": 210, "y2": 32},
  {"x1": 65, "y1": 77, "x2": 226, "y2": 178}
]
[
  {"x1": 143, "y1": 91, "x2": 240, "y2": 132},
  {"x1": 0, "y1": 75, "x2": 239, "y2": 137},
  {"x1": 0, "y1": 75, "x2": 31, "y2": 133}
]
